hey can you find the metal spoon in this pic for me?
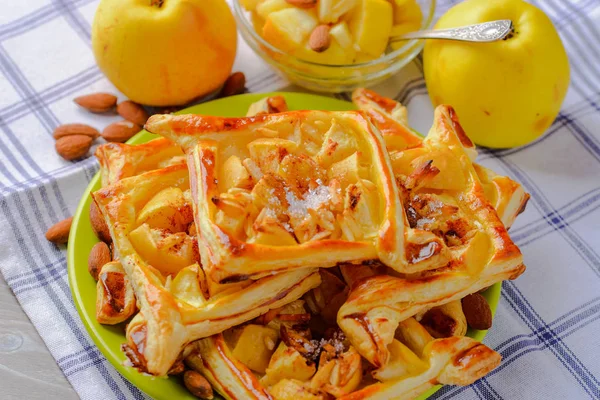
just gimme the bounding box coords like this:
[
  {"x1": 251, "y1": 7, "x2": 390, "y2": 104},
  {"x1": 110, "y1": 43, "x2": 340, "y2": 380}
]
[{"x1": 390, "y1": 19, "x2": 513, "y2": 43}]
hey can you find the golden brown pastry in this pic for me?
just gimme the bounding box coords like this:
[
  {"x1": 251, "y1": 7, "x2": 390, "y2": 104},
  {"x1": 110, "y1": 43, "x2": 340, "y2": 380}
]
[
  {"x1": 84, "y1": 92, "x2": 530, "y2": 398},
  {"x1": 186, "y1": 334, "x2": 273, "y2": 400},
  {"x1": 146, "y1": 110, "x2": 411, "y2": 282},
  {"x1": 352, "y1": 88, "x2": 529, "y2": 229},
  {"x1": 337, "y1": 105, "x2": 525, "y2": 367},
  {"x1": 341, "y1": 336, "x2": 501, "y2": 400},
  {"x1": 92, "y1": 164, "x2": 321, "y2": 375},
  {"x1": 95, "y1": 137, "x2": 185, "y2": 186}
]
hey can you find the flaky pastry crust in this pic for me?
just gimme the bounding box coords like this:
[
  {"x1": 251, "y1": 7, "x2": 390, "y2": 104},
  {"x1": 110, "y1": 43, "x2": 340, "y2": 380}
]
[
  {"x1": 146, "y1": 111, "x2": 412, "y2": 282},
  {"x1": 337, "y1": 105, "x2": 525, "y2": 367},
  {"x1": 95, "y1": 137, "x2": 185, "y2": 186},
  {"x1": 92, "y1": 164, "x2": 321, "y2": 375},
  {"x1": 352, "y1": 88, "x2": 529, "y2": 229}
]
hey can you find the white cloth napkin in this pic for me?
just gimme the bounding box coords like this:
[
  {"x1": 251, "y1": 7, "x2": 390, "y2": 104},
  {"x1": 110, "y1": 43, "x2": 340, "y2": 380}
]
[{"x1": 1, "y1": 0, "x2": 599, "y2": 399}]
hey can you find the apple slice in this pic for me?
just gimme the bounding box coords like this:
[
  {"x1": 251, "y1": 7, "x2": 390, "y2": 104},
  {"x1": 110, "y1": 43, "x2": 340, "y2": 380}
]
[
  {"x1": 294, "y1": 40, "x2": 355, "y2": 65},
  {"x1": 315, "y1": 120, "x2": 358, "y2": 167},
  {"x1": 262, "y1": 8, "x2": 318, "y2": 53},
  {"x1": 342, "y1": 179, "x2": 379, "y2": 240},
  {"x1": 390, "y1": 0, "x2": 423, "y2": 25},
  {"x1": 231, "y1": 324, "x2": 279, "y2": 374},
  {"x1": 256, "y1": 0, "x2": 293, "y2": 19},
  {"x1": 215, "y1": 209, "x2": 246, "y2": 238},
  {"x1": 136, "y1": 187, "x2": 192, "y2": 233},
  {"x1": 222, "y1": 155, "x2": 253, "y2": 191},
  {"x1": 329, "y1": 152, "x2": 367, "y2": 189},
  {"x1": 329, "y1": 21, "x2": 354, "y2": 49},
  {"x1": 129, "y1": 224, "x2": 196, "y2": 275},
  {"x1": 318, "y1": 0, "x2": 358, "y2": 24},
  {"x1": 248, "y1": 138, "x2": 298, "y2": 174},
  {"x1": 260, "y1": 342, "x2": 317, "y2": 387},
  {"x1": 349, "y1": 0, "x2": 393, "y2": 57},
  {"x1": 170, "y1": 263, "x2": 206, "y2": 308}
]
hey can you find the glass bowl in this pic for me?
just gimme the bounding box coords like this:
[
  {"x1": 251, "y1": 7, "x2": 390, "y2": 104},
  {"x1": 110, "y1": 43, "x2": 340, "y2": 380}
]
[{"x1": 233, "y1": 0, "x2": 436, "y2": 93}]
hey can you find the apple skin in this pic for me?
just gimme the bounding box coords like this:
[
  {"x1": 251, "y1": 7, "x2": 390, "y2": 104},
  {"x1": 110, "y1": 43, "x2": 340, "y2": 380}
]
[
  {"x1": 92, "y1": 0, "x2": 237, "y2": 106},
  {"x1": 423, "y1": 0, "x2": 570, "y2": 148}
]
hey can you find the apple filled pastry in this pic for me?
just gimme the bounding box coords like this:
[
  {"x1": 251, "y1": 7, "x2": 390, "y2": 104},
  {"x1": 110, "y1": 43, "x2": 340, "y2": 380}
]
[{"x1": 89, "y1": 91, "x2": 529, "y2": 400}]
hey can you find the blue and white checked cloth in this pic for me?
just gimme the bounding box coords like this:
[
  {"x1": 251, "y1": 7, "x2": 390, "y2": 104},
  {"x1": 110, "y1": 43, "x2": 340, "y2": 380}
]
[{"x1": 1, "y1": 1, "x2": 599, "y2": 399}]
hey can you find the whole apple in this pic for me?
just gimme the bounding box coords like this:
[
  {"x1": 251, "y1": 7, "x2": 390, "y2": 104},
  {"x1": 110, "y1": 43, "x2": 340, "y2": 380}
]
[
  {"x1": 424, "y1": 0, "x2": 570, "y2": 148},
  {"x1": 92, "y1": 0, "x2": 237, "y2": 106}
]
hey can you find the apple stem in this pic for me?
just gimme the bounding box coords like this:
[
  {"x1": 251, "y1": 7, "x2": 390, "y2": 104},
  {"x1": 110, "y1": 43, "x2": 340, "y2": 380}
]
[{"x1": 150, "y1": 0, "x2": 164, "y2": 7}]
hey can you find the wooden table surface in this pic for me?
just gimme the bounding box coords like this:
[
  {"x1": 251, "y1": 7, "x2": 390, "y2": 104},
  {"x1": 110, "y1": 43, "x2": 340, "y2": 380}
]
[{"x1": 0, "y1": 274, "x2": 78, "y2": 400}]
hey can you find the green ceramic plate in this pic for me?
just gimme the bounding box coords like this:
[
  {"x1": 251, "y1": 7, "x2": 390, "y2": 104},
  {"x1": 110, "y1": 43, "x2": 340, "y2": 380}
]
[{"x1": 67, "y1": 92, "x2": 500, "y2": 400}]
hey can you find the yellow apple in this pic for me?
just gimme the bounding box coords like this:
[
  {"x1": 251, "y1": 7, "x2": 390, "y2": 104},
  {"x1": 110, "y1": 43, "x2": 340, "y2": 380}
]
[
  {"x1": 424, "y1": 0, "x2": 570, "y2": 148},
  {"x1": 92, "y1": 0, "x2": 237, "y2": 106}
]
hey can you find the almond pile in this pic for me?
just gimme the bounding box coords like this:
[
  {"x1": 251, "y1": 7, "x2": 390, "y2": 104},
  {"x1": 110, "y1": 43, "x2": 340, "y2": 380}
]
[
  {"x1": 53, "y1": 92, "x2": 148, "y2": 161},
  {"x1": 47, "y1": 72, "x2": 247, "y2": 246}
]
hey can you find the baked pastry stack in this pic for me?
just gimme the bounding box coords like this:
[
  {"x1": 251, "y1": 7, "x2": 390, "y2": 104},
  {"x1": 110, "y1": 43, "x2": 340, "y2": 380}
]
[{"x1": 90, "y1": 91, "x2": 529, "y2": 399}]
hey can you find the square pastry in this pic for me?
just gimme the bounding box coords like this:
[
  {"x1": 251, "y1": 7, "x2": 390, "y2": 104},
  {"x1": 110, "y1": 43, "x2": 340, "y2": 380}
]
[
  {"x1": 147, "y1": 111, "x2": 407, "y2": 283},
  {"x1": 92, "y1": 163, "x2": 321, "y2": 376},
  {"x1": 353, "y1": 88, "x2": 529, "y2": 229},
  {"x1": 336, "y1": 105, "x2": 526, "y2": 367}
]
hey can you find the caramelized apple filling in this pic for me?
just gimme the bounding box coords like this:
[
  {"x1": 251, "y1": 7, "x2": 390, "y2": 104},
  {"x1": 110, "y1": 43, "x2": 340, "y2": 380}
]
[{"x1": 210, "y1": 118, "x2": 383, "y2": 247}]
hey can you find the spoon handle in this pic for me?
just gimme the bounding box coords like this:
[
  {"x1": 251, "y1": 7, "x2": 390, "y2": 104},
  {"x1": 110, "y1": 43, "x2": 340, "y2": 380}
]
[{"x1": 391, "y1": 20, "x2": 513, "y2": 43}]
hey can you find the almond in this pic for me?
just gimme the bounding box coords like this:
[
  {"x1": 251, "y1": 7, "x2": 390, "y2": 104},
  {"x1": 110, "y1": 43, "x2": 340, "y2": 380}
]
[
  {"x1": 220, "y1": 72, "x2": 246, "y2": 98},
  {"x1": 309, "y1": 25, "x2": 331, "y2": 53},
  {"x1": 88, "y1": 242, "x2": 111, "y2": 280},
  {"x1": 74, "y1": 93, "x2": 117, "y2": 113},
  {"x1": 55, "y1": 135, "x2": 93, "y2": 160},
  {"x1": 267, "y1": 96, "x2": 288, "y2": 113},
  {"x1": 45, "y1": 217, "x2": 73, "y2": 245},
  {"x1": 117, "y1": 100, "x2": 149, "y2": 126},
  {"x1": 183, "y1": 370, "x2": 213, "y2": 399},
  {"x1": 285, "y1": 0, "x2": 317, "y2": 8},
  {"x1": 461, "y1": 293, "x2": 493, "y2": 330},
  {"x1": 53, "y1": 123, "x2": 100, "y2": 140},
  {"x1": 90, "y1": 201, "x2": 112, "y2": 243},
  {"x1": 102, "y1": 120, "x2": 141, "y2": 143}
]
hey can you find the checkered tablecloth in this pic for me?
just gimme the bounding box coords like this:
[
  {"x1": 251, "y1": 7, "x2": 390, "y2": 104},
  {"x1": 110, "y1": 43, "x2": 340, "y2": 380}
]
[{"x1": 1, "y1": 1, "x2": 599, "y2": 399}]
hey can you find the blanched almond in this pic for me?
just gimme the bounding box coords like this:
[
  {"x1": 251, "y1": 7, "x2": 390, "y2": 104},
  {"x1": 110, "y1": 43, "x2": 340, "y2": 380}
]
[
  {"x1": 309, "y1": 25, "x2": 331, "y2": 53},
  {"x1": 74, "y1": 93, "x2": 117, "y2": 113},
  {"x1": 55, "y1": 135, "x2": 92, "y2": 160},
  {"x1": 45, "y1": 217, "x2": 73, "y2": 244},
  {"x1": 53, "y1": 123, "x2": 100, "y2": 140},
  {"x1": 101, "y1": 120, "x2": 140, "y2": 143},
  {"x1": 117, "y1": 100, "x2": 149, "y2": 126}
]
